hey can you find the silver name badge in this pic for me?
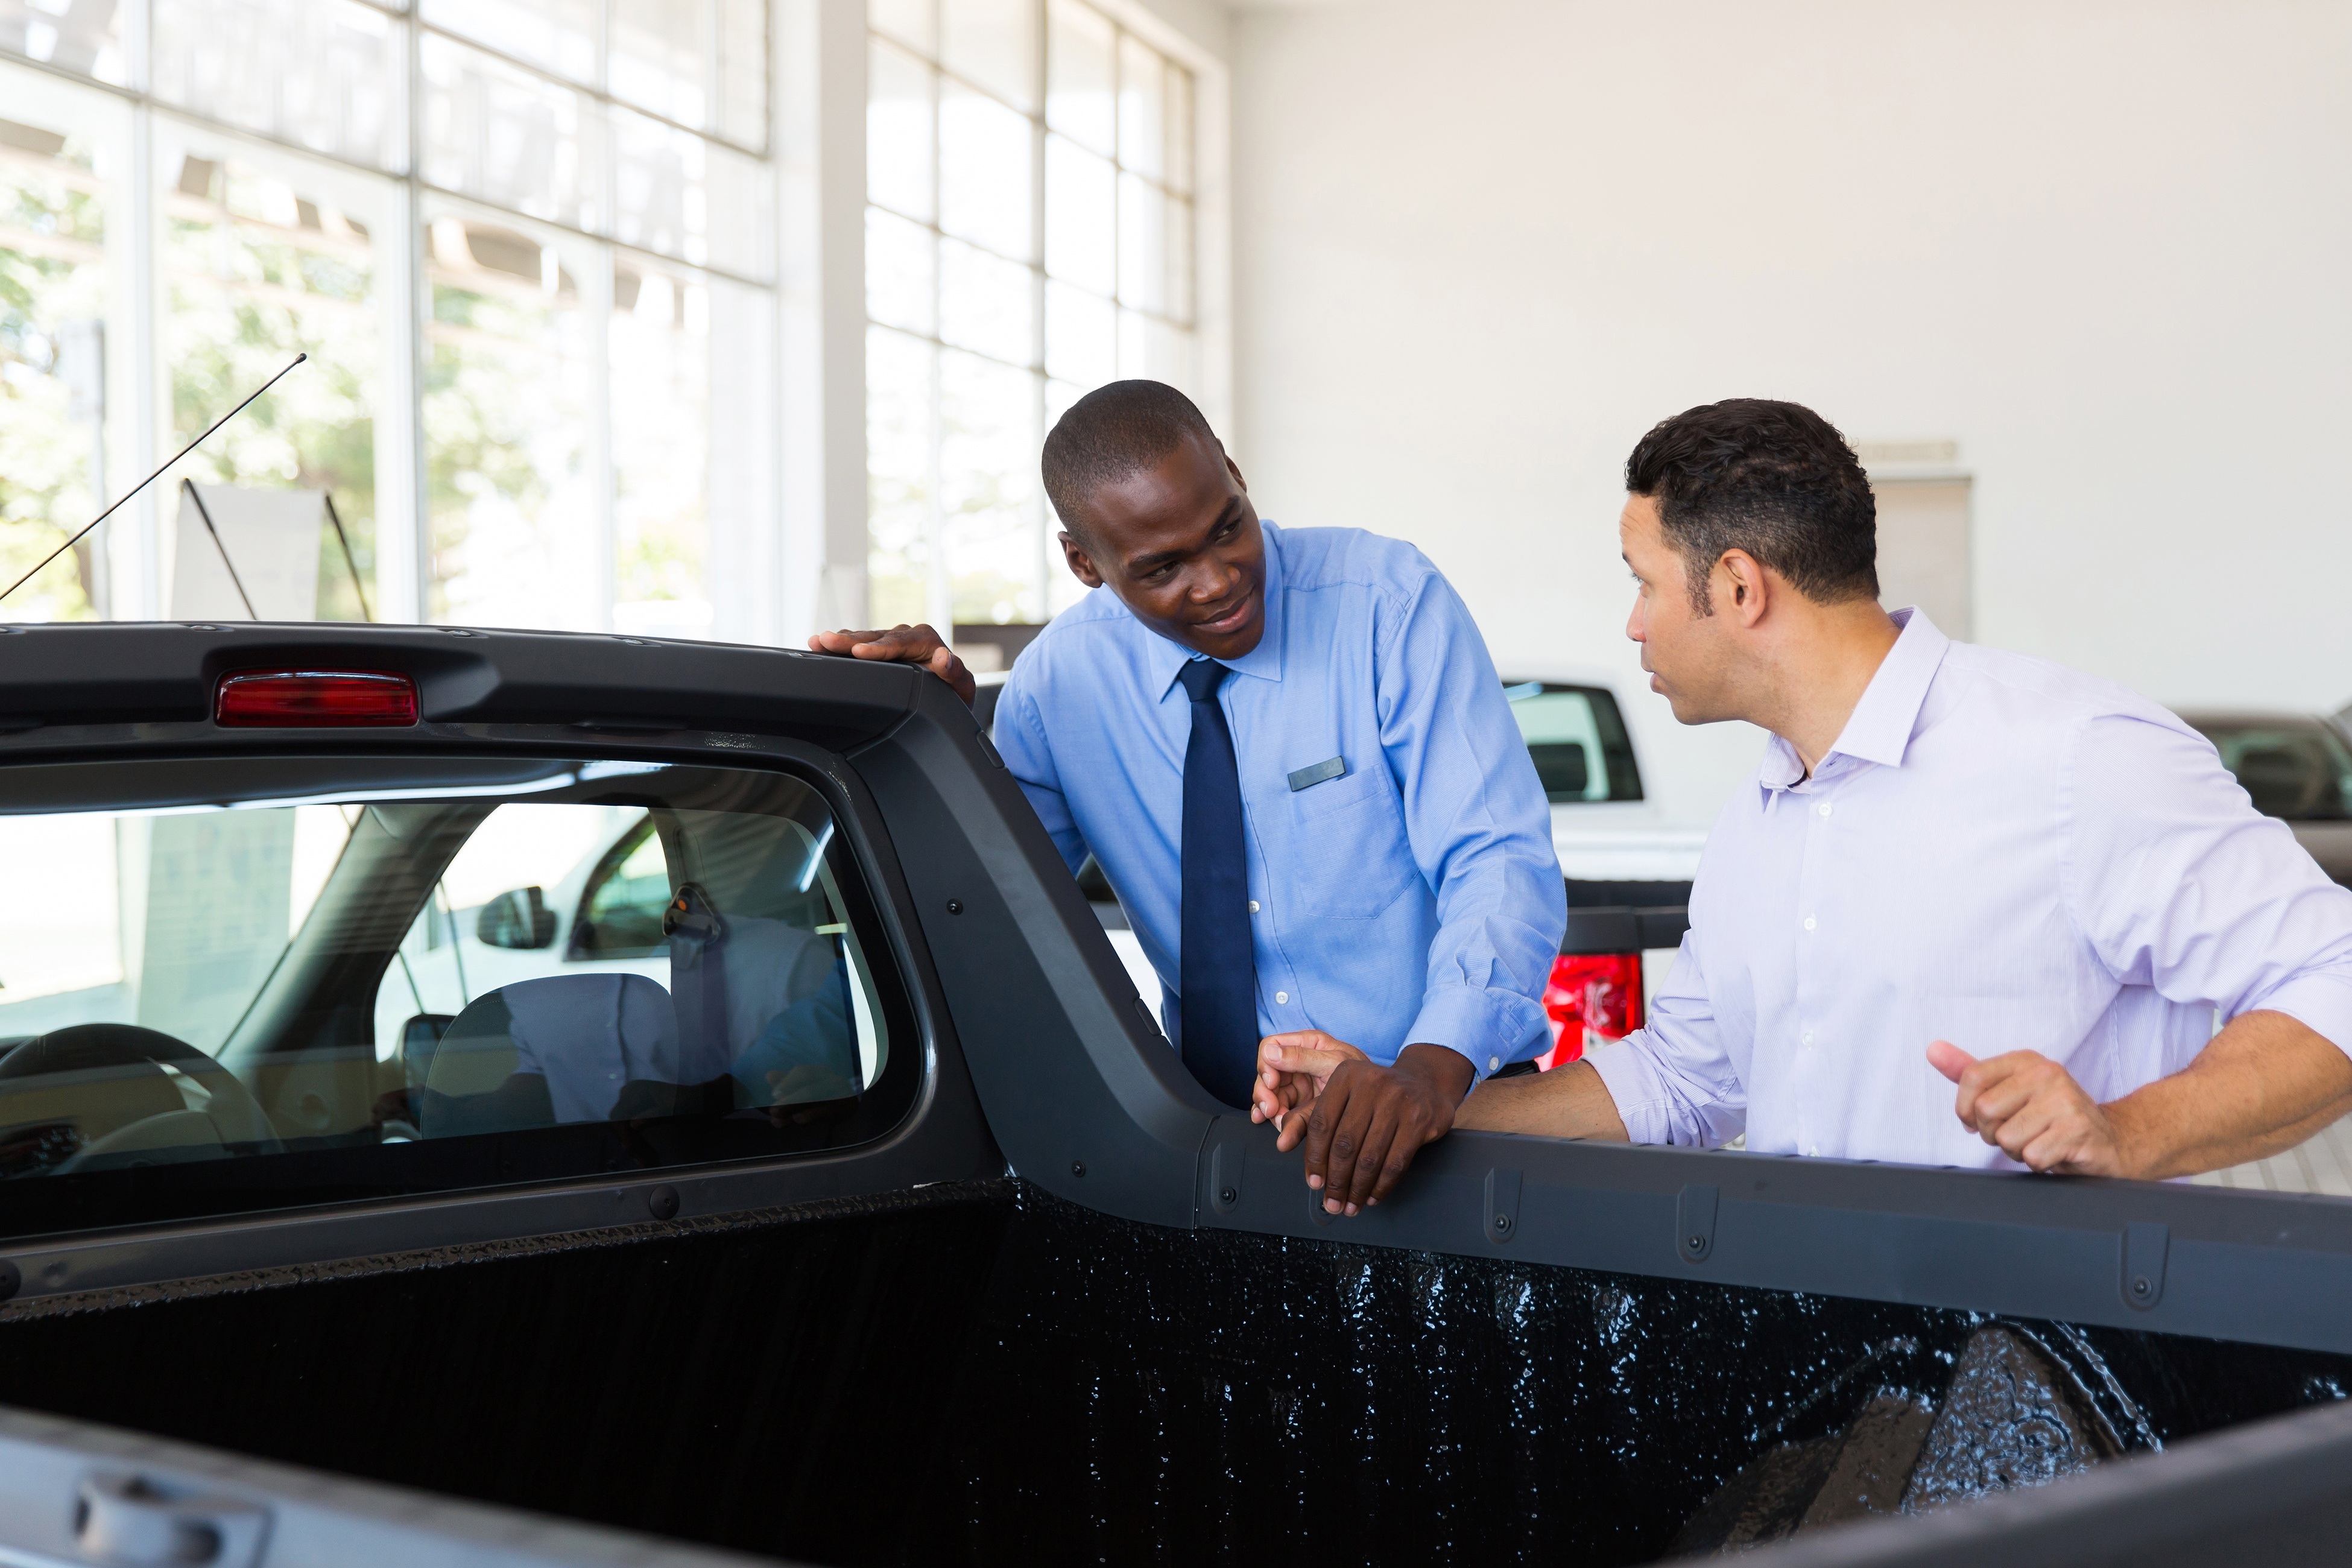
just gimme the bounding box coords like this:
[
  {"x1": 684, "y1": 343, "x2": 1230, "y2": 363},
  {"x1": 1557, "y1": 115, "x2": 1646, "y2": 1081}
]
[{"x1": 1287, "y1": 756, "x2": 1346, "y2": 792}]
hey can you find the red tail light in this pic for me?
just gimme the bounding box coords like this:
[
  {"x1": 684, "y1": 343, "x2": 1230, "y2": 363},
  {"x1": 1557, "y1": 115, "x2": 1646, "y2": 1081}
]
[
  {"x1": 215, "y1": 669, "x2": 418, "y2": 727},
  {"x1": 1538, "y1": 951, "x2": 1643, "y2": 1069}
]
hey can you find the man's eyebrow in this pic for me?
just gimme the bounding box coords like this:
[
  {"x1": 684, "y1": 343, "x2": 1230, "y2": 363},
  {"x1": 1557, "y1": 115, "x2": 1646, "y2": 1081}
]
[{"x1": 1125, "y1": 499, "x2": 1242, "y2": 576}]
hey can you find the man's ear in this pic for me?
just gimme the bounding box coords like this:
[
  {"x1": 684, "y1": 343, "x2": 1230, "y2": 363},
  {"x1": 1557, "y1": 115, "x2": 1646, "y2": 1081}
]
[
  {"x1": 1058, "y1": 530, "x2": 1105, "y2": 589},
  {"x1": 1716, "y1": 549, "x2": 1769, "y2": 628},
  {"x1": 1222, "y1": 446, "x2": 1248, "y2": 494}
]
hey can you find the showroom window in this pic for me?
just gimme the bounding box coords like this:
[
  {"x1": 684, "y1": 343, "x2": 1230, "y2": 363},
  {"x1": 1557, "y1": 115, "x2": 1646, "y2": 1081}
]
[
  {"x1": 864, "y1": 0, "x2": 1200, "y2": 632},
  {"x1": 0, "y1": 0, "x2": 774, "y2": 637}
]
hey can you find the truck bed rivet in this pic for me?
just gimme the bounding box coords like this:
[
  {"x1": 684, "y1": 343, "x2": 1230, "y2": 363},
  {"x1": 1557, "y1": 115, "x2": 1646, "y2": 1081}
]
[
  {"x1": 947, "y1": 900, "x2": 964, "y2": 914},
  {"x1": 1220, "y1": 1187, "x2": 1237, "y2": 1204},
  {"x1": 1070, "y1": 1161, "x2": 1086, "y2": 1178}
]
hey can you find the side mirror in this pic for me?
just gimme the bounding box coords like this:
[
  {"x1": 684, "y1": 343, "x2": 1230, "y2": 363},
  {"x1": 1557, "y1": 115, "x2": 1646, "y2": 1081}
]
[{"x1": 476, "y1": 886, "x2": 557, "y2": 950}]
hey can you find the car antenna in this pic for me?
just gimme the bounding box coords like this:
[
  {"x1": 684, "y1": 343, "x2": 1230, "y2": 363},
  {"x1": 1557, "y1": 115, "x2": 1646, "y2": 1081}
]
[
  {"x1": 178, "y1": 478, "x2": 258, "y2": 619},
  {"x1": 322, "y1": 490, "x2": 372, "y2": 622},
  {"x1": 0, "y1": 352, "x2": 306, "y2": 607}
]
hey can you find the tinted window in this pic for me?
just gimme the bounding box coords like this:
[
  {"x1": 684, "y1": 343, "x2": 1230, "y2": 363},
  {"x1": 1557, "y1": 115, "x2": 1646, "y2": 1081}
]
[
  {"x1": 0, "y1": 756, "x2": 915, "y2": 1238},
  {"x1": 2190, "y1": 720, "x2": 2352, "y2": 821},
  {"x1": 1503, "y1": 682, "x2": 1644, "y2": 803}
]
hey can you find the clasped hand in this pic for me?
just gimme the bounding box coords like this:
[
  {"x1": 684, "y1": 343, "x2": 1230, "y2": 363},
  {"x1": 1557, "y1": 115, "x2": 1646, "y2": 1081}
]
[
  {"x1": 1927, "y1": 1039, "x2": 2130, "y2": 1175},
  {"x1": 1250, "y1": 1032, "x2": 1470, "y2": 1215}
]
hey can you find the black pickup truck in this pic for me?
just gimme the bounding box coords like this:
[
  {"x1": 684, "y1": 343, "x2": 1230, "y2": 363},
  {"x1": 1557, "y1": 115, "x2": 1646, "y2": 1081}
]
[{"x1": 0, "y1": 624, "x2": 2348, "y2": 1568}]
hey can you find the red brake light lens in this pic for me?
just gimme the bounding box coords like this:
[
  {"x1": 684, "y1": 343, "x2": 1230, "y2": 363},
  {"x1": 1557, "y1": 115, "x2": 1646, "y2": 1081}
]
[
  {"x1": 215, "y1": 669, "x2": 418, "y2": 728},
  {"x1": 1538, "y1": 951, "x2": 1644, "y2": 1069}
]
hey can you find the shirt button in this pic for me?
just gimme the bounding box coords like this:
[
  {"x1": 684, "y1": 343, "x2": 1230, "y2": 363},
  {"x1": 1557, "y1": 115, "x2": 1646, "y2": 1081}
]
[
  {"x1": 1487, "y1": 1055, "x2": 1501, "y2": 1072},
  {"x1": 1801, "y1": 1030, "x2": 1814, "y2": 1046},
  {"x1": 1275, "y1": 991, "x2": 1289, "y2": 1004},
  {"x1": 1803, "y1": 916, "x2": 1816, "y2": 932},
  {"x1": 1807, "y1": 1143, "x2": 1820, "y2": 1157},
  {"x1": 1818, "y1": 802, "x2": 1833, "y2": 818},
  {"x1": 1248, "y1": 900, "x2": 1260, "y2": 913}
]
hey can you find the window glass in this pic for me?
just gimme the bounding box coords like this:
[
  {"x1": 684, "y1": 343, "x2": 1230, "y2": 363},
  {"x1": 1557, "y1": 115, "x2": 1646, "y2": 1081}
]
[
  {"x1": 418, "y1": 0, "x2": 596, "y2": 89},
  {"x1": 420, "y1": 34, "x2": 604, "y2": 233},
  {"x1": 160, "y1": 142, "x2": 385, "y2": 622},
  {"x1": 610, "y1": 258, "x2": 715, "y2": 640},
  {"x1": 867, "y1": 38, "x2": 935, "y2": 226},
  {"x1": 1115, "y1": 34, "x2": 1163, "y2": 183},
  {"x1": 609, "y1": 0, "x2": 710, "y2": 130},
  {"x1": 0, "y1": 95, "x2": 118, "y2": 622},
  {"x1": 0, "y1": 756, "x2": 913, "y2": 1237},
  {"x1": 1045, "y1": 0, "x2": 1113, "y2": 157},
  {"x1": 0, "y1": 0, "x2": 127, "y2": 82},
  {"x1": 866, "y1": 0, "x2": 1204, "y2": 634},
  {"x1": 941, "y1": 346, "x2": 1038, "y2": 623},
  {"x1": 2190, "y1": 720, "x2": 2352, "y2": 821},
  {"x1": 867, "y1": 323, "x2": 935, "y2": 629},
  {"x1": 868, "y1": 0, "x2": 933, "y2": 53},
  {"x1": 1505, "y1": 682, "x2": 1646, "y2": 803},
  {"x1": 867, "y1": 207, "x2": 935, "y2": 337},
  {"x1": 940, "y1": 0, "x2": 1034, "y2": 113},
  {"x1": 1043, "y1": 135, "x2": 1113, "y2": 296},
  {"x1": 715, "y1": 0, "x2": 768, "y2": 150},
  {"x1": 938, "y1": 80, "x2": 1031, "y2": 262},
  {"x1": 423, "y1": 209, "x2": 598, "y2": 629},
  {"x1": 151, "y1": 0, "x2": 403, "y2": 172},
  {"x1": 938, "y1": 235, "x2": 1031, "y2": 365}
]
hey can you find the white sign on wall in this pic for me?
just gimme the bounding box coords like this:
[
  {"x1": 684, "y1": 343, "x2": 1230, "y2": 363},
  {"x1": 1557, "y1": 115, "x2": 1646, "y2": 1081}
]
[{"x1": 169, "y1": 483, "x2": 323, "y2": 622}]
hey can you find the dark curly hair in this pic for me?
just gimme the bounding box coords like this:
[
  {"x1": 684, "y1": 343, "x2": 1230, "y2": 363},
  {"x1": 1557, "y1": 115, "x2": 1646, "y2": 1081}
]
[{"x1": 1624, "y1": 399, "x2": 1877, "y2": 614}]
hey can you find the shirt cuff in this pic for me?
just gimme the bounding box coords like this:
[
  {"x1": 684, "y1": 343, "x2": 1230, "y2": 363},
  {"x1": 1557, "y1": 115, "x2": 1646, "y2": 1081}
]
[
  {"x1": 1404, "y1": 982, "x2": 1551, "y2": 1084},
  {"x1": 2245, "y1": 972, "x2": 2352, "y2": 1059},
  {"x1": 1584, "y1": 1034, "x2": 1670, "y2": 1145}
]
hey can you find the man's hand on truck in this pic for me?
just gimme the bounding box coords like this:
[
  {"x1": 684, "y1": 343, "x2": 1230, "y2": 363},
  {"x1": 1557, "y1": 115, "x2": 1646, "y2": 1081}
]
[
  {"x1": 1257, "y1": 1032, "x2": 1638, "y2": 1212},
  {"x1": 807, "y1": 622, "x2": 978, "y2": 706},
  {"x1": 1251, "y1": 1034, "x2": 1472, "y2": 1215}
]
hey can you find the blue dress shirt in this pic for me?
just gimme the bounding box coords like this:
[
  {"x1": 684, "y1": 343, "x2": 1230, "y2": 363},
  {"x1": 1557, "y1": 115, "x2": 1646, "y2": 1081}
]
[
  {"x1": 991, "y1": 523, "x2": 1567, "y2": 1079},
  {"x1": 1588, "y1": 609, "x2": 2352, "y2": 1168}
]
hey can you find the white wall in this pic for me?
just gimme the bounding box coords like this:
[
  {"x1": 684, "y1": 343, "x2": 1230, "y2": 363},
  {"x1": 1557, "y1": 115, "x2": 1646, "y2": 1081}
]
[{"x1": 1227, "y1": 0, "x2": 2352, "y2": 826}]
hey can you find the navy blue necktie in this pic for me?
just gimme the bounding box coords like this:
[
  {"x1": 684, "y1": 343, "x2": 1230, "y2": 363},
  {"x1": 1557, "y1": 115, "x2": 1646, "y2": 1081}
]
[{"x1": 1177, "y1": 659, "x2": 1257, "y2": 1107}]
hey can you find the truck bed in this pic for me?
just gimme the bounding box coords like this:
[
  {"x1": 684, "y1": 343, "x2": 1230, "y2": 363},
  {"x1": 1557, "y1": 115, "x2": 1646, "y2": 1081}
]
[{"x1": 1, "y1": 1179, "x2": 2343, "y2": 1566}]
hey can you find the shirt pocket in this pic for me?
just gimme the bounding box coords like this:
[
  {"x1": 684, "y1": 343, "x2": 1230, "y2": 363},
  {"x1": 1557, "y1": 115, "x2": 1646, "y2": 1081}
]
[{"x1": 1285, "y1": 767, "x2": 1420, "y2": 918}]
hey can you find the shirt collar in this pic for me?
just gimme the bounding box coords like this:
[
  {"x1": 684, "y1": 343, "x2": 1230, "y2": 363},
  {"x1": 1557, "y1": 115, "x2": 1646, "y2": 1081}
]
[
  {"x1": 1144, "y1": 520, "x2": 1290, "y2": 699},
  {"x1": 1758, "y1": 607, "x2": 1951, "y2": 791}
]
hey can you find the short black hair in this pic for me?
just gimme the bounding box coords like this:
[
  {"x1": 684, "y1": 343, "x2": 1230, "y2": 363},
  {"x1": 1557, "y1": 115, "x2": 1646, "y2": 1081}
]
[
  {"x1": 1623, "y1": 399, "x2": 1877, "y2": 613},
  {"x1": 1042, "y1": 380, "x2": 1218, "y2": 539}
]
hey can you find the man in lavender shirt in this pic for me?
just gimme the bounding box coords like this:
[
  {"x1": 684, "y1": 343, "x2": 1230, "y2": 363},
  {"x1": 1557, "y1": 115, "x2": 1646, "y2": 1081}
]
[{"x1": 1256, "y1": 399, "x2": 2352, "y2": 1212}]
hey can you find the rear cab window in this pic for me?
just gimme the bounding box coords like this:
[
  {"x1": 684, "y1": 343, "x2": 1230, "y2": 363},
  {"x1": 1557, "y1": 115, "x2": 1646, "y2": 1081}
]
[
  {"x1": 1503, "y1": 681, "x2": 1644, "y2": 802},
  {"x1": 0, "y1": 755, "x2": 917, "y2": 1239}
]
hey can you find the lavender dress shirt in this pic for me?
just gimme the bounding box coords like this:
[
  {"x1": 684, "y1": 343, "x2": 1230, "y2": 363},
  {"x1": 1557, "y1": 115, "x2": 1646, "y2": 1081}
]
[{"x1": 1587, "y1": 609, "x2": 2352, "y2": 1169}]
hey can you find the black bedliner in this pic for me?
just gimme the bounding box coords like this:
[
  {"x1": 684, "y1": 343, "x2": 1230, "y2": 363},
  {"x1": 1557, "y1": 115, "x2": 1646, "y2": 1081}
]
[{"x1": 0, "y1": 1179, "x2": 2341, "y2": 1567}]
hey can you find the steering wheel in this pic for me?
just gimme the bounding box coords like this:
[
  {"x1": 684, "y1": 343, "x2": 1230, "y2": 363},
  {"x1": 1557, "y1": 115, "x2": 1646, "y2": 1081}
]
[{"x1": 0, "y1": 1023, "x2": 286, "y2": 1172}]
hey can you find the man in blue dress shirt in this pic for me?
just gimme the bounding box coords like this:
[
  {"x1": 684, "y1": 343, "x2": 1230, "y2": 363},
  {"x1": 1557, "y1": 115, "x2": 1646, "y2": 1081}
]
[{"x1": 812, "y1": 381, "x2": 1566, "y2": 1201}]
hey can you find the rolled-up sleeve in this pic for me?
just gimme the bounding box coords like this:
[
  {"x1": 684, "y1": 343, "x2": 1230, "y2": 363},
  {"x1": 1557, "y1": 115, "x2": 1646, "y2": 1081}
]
[
  {"x1": 2065, "y1": 714, "x2": 2352, "y2": 1056},
  {"x1": 1377, "y1": 570, "x2": 1568, "y2": 1078},
  {"x1": 1585, "y1": 926, "x2": 1750, "y2": 1147}
]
